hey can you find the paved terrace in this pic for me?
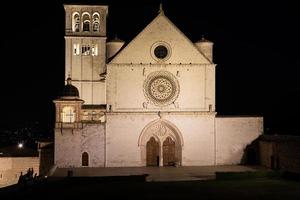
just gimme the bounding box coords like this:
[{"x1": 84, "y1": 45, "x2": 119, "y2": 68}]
[{"x1": 52, "y1": 165, "x2": 263, "y2": 182}]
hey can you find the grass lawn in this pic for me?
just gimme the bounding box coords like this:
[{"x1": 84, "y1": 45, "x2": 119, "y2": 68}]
[{"x1": 1, "y1": 176, "x2": 300, "y2": 200}]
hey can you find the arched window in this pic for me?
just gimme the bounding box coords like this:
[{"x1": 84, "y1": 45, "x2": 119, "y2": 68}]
[
  {"x1": 72, "y1": 12, "x2": 80, "y2": 32},
  {"x1": 62, "y1": 106, "x2": 75, "y2": 123},
  {"x1": 82, "y1": 152, "x2": 89, "y2": 166},
  {"x1": 92, "y1": 12, "x2": 100, "y2": 32},
  {"x1": 82, "y1": 12, "x2": 91, "y2": 32}
]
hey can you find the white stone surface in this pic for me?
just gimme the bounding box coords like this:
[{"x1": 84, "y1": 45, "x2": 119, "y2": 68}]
[
  {"x1": 107, "y1": 64, "x2": 215, "y2": 112},
  {"x1": 66, "y1": 37, "x2": 106, "y2": 104},
  {"x1": 106, "y1": 40, "x2": 125, "y2": 59},
  {"x1": 216, "y1": 117, "x2": 263, "y2": 164},
  {"x1": 110, "y1": 14, "x2": 210, "y2": 64},
  {"x1": 105, "y1": 113, "x2": 216, "y2": 167},
  {"x1": 64, "y1": 5, "x2": 108, "y2": 105},
  {"x1": 55, "y1": 124, "x2": 105, "y2": 168},
  {"x1": 195, "y1": 41, "x2": 213, "y2": 62}
]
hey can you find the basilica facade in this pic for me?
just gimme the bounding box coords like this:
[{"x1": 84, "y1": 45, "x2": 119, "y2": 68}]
[{"x1": 53, "y1": 4, "x2": 263, "y2": 168}]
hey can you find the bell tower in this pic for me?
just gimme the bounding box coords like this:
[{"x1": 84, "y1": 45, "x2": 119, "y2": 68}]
[{"x1": 64, "y1": 5, "x2": 108, "y2": 105}]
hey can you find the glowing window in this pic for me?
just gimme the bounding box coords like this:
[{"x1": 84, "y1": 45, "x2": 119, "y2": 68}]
[
  {"x1": 73, "y1": 44, "x2": 80, "y2": 55},
  {"x1": 91, "y1": 44, "x2": 98, "y2": 56},
  {"x1": 62, "y1": 106, "x2": 75, "y2": 123},
  {"x1": 82, "y1": 13, "x2": 90, "y2": 32},
  {"x1": 72, "y1": 12, "x2": 80, "y2": 32},
  {"x1": 92, "y1": 12, "x2": 100, "y2": 32},
  {"x1": 81, "y1": 45, "x2": 91, "y2": 56}
]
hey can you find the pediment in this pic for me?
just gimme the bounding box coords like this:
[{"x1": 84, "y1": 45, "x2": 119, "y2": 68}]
[{"x1": 110, "y1": 14, "x2": 210, "y2": 64}]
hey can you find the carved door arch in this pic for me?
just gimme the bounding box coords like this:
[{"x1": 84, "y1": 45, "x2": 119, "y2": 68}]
[{"x1": 139, "y1": 119, "x2": 183, "y2": 167}]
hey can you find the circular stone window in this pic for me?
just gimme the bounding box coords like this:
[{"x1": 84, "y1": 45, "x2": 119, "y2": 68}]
[
  {"x1": 144, "y1": 71, "x2": 180, "y2": 106},
  {"x1": 154, "y1": 45, "x2": 168, "y2": 59},
  {"x1": 151, "y1": 42, "x2": 171, "y2": 61}
]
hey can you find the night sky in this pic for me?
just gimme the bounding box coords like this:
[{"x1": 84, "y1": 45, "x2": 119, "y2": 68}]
[{"x1": 1, "y1": 0, "x2": 300, "y2": 142}]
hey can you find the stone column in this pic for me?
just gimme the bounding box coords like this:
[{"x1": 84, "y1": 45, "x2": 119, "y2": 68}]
[{"x1": 159, "y1": 145, "x2": 163, "y2": 167}]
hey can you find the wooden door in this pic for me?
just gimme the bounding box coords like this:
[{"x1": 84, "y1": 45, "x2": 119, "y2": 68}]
[
  {"x1": 82, "y1": 152, "x2": 89, "y2": 166},
  {"x1": 146, "y1": 137, "x2": 159, "y2": 166},
  {"x1": 163, "y1": 137, "x2": 176, "y2": 166}
]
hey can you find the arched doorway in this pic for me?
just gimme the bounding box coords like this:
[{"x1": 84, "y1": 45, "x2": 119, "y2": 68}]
[
  {"x1": 163, "y1": 137, "x2": 176, "y2": 166},
  {"x1": 139, "y1": 119, "x2": 183, "y2": 167},
  {"x1": 82, "y1": 152, "x2": 89, "y2": 166},
  {"x1": 146, "y1": 137, "x2": 159, "y2": 166}
]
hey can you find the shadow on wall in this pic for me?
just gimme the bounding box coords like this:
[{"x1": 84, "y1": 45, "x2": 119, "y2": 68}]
[
  {"x1": 240, "y1": 137, "x2": 260, "y2": 165},
  {"x1": 38, "y1": 142, "x2": 54, "y2": 176},
  {"x1": 241, "y1": 135, "x2": 300, "y2": 173},
  {"x1": 258, "y1": 135, "x2": 300, "y2": 172}
]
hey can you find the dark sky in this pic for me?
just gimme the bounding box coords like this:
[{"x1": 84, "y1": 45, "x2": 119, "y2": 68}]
[{"x1": 1, "y1": 0, "x2": 300, "y2": 138}]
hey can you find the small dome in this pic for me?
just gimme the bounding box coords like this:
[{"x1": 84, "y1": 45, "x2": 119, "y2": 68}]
[
  {"x1": 62, "y1": 78, "x2": 79, "y2": 98},
  {"x1": 106, "y1": 35, "x2": 125, "y2": 60},
  {"x1": 108, "y1": 35, "x2": 124, "y2": 43},
  {"x1": 196, "y1": 36, "x2": 213, "y2": 44}
]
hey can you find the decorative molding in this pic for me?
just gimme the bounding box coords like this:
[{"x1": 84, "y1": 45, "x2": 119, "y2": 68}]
[
  {"x1": 105, "y1": 111, "x2": 217, "y2": 116},
  {"x1": 174, "y1": 102, "x2": 179, "y2": 108},
  {"x1": 150, "y1": 122, "x2": 167, "y2": 137},
  {"x1": 138, "y1": 119, "x2": 184, "y2": 147},
  {"x1": 143, "y1": 67, "x2": 146, "y2": 76},
  {"x1": 142, "y1": 102, "x2": 148, "y2": 108}
]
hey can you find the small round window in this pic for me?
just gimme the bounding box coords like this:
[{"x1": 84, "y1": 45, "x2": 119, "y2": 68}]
[
  {"x1": 151, "y1": 42, "x2": 171, "y2": 61},
  {"x1": 154, "y1": 45, "x2": 168, "y2": 59}
]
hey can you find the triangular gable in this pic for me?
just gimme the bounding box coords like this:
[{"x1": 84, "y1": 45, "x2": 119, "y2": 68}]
[{"x1": 110, "y1": 13, "x2": 211, "y2": 64}]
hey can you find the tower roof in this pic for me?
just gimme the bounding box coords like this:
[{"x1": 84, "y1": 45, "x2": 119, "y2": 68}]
[
  {"x1": 196, "y1": 36, "x2": 213, "y2": 43},
  {"x1": 108, "y1": 35, "x2": 125, "y2": 43}
]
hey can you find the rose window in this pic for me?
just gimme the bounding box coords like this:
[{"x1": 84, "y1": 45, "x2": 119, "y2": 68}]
[{"x1": 144, "y1": 71, "x2": 179, "y2": 106}]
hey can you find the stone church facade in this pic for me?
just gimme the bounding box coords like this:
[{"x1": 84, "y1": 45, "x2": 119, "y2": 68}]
[{"x1": 53, "y1": 4, "x2": 263, "y2": 168}]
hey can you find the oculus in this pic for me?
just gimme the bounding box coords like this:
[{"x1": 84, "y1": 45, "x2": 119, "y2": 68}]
[
  {"x1": 151, "y1": 42, "x2": 171, "y2": 61},
  {"x1": 154, "y1": 45, "x2": 168, "y2": 59}
]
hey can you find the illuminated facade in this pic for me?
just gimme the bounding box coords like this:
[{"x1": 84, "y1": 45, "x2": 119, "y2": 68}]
[{"x1": 53, "y1": 4, "x2": 263, "y2": 168}]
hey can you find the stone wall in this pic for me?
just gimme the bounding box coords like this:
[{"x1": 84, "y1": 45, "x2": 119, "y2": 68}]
[
  {"x1": 64, "y1": 5, "x2": 108, "y2": 105},
  {"x1": 106, "y1": 14, "x2": 215, "y2": 113},
  {"x1": 39, "y1": 147, "x2": 54, "y2": 176},
  {"x1": 0, "y1": 157, "x2": 39, "y2": 187},
  {"x1": 110, "y1": 14, "x2": 210, "y2": 64},
  {"x1": 55, "y1": 113, "x2": 263, "y2": 168},
  {"x1": 107, "y1": 64, "x2": 215, "y2": 112},
  {"x1": 106, "y1": 112, "x2": 214, "y2": 167},
  {"x1": 55, "y1": 123, "x2": 105, "y2": 168},
  {"x1": 216, "y1": 116, "x2": 263, "y2": 165},
  {"x1": 259, "y1": 135, "x2": 300, "y2": 172},
  {"x1": 66, "y1": 37, "x2": 107, "y2": 105}
]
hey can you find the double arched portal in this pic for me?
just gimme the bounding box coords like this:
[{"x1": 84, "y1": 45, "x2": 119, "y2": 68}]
[{"x1": 138, "y1": 119, "x2": 184, "y2": 167}]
